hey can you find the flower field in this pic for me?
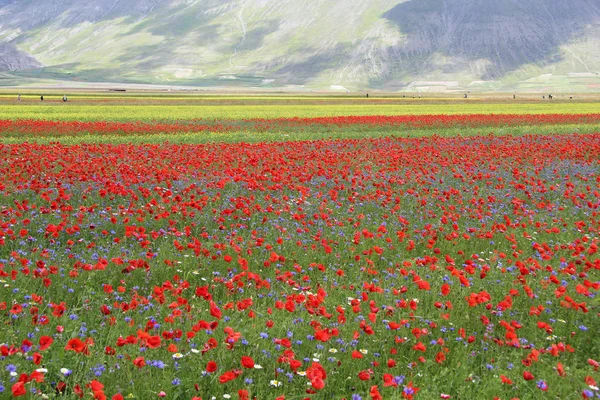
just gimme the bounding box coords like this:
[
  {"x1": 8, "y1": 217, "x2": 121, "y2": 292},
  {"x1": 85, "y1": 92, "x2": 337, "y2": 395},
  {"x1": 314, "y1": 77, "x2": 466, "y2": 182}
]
[
  {"x1": 2, "y1": 101, "x2": 600, "y2": 123},
  {"x1": 0, "y1": 97, "x2": 599, "y2": 400},
  {"x1": 1, "y1": 113, "x2": 600, "y2": 138}
]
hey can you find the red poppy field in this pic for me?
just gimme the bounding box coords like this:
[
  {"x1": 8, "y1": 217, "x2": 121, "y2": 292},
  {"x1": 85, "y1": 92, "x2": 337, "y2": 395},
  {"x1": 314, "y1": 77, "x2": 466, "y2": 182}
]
[
  {"x1": 2, "y1": 112, "x2": 600, "y2": 148},
  {"x1": 1, "y1": 98, "x2": 599, "y2": 400},
  {"x1": 1, "y1": 113, "x2": 600, "y2": 138}
]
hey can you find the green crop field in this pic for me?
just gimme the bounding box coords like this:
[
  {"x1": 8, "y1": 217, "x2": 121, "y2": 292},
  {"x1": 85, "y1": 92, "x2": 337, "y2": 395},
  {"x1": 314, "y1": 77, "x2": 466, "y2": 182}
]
[{"x1": 1, "y1": 99, "x2": 600, "y2": 122}]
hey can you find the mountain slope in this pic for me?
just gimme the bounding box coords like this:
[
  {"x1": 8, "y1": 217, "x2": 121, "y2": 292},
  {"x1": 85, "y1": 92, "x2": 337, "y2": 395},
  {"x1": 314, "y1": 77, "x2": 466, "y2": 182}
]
[
  {"x1": 1, "y1": 0, "x2": 599, "y2": 91},
  {"x1": 0, "y1": 42, "x2": 42, "y2": 71}
]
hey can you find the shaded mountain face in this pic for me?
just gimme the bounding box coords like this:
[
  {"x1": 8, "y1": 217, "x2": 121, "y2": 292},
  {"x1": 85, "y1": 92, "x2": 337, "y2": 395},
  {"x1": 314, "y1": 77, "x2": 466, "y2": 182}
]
[
  {"x1": 0, "y1": 42, "x2": 42, "y2": 71},
  {"x1": 1, "y1": 0, "x2": 599, "y2": 90},
  {"x1": 383, "y1": 0, "x2": 600, "y2": 79}
]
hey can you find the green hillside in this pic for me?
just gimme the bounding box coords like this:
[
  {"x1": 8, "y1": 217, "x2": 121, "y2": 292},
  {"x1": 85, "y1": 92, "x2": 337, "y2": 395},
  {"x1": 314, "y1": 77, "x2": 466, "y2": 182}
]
[{"x1": 1, "y1": 0, "x2": 599, "y2": 91}]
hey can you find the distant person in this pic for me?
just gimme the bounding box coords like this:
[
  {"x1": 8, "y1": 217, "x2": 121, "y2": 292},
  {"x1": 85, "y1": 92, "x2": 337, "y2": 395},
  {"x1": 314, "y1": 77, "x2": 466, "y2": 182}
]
[
  {"x1": 366, "y1": 93, "x2": 369, "y2": 98},
  {"x1": 40, "y1": 95, "x2": 44, "y2": 102},
  {"x1": 513, "y1": 94, "x2": 516, "y2": 99},
  {"x1": 17, "y1": 94, "x2": 21, "y2": 102},
  {"x1": 63, "y1": 95, "x2": 68, "y2": 102}
]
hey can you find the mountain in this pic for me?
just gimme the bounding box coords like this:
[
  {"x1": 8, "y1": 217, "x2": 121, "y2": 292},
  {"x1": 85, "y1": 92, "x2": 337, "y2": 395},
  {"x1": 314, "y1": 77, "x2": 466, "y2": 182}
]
[
  {"x1": 1, "y1": 0, "x2": 599, "y2": 91},
  {"x1": 0, "y1": 42, "x2": 42, "y2": 71}
]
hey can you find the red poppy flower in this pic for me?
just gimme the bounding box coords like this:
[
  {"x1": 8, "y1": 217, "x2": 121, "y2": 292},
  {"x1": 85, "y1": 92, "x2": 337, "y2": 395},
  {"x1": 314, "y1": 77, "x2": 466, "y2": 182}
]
[
  {"x1": 12, "y1": 382, "x2": 26, "y2": 397},
  {"x1": 352, "y1": 350, "x2": 364, "y2": 359},
  {"x1": 133, "y1": 357, "x2": 145, "y2": 369},
  {"x1": 435, "y1": 352, "x2": 446, "y2": 364},
  {"x1": 370, "y1": 385, "x2": 383, "y2": 400},
  {"x1": 146, "y1": 336, "x2": 161, "y2": 349},
  {"x1": 206, "y1": 361, "x2": 218, "y2": 373},
  {"x1": 65, "y1": 338, "x2": 88, "y2": 354},
  {"x1": 358, "y1": 370, "x2": 372, "y2": 381},
  {"x1": 209, "y1": 301, "x2": 222, "y2": 319},
  {"x1": 219, "y1": 371, "x2": 238, "y2": 384},
  {"x1": 311, "y1": 377, "x2": 325, "y2": 390},
  {"x1": 523, "y1": 371, "x2": 534, "y2": 381},
  {"x1": 74, "y1": 384, "x2": 84, "y2": 398},
  {"x1": 241, "y1": 356, "x2": 255, "y2": 369},
  {"x1": 88, "y1": 380, "x2": 105, "y2": 392},
  {"x1": 441, "y1": 283, "x2": 451, "y2": 296},
  {"x1": 39, "y1": 335, "x2": 53, "y2": 351},
  {"x1": 383, "y1": 373, "x2": 397, "y2": 387}
]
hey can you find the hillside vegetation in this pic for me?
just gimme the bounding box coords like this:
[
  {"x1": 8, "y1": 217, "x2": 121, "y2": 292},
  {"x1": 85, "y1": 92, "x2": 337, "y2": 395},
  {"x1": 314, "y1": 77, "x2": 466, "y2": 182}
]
[{"x1": 1, "y1": 0, "x2": 599, "y2": 91}]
